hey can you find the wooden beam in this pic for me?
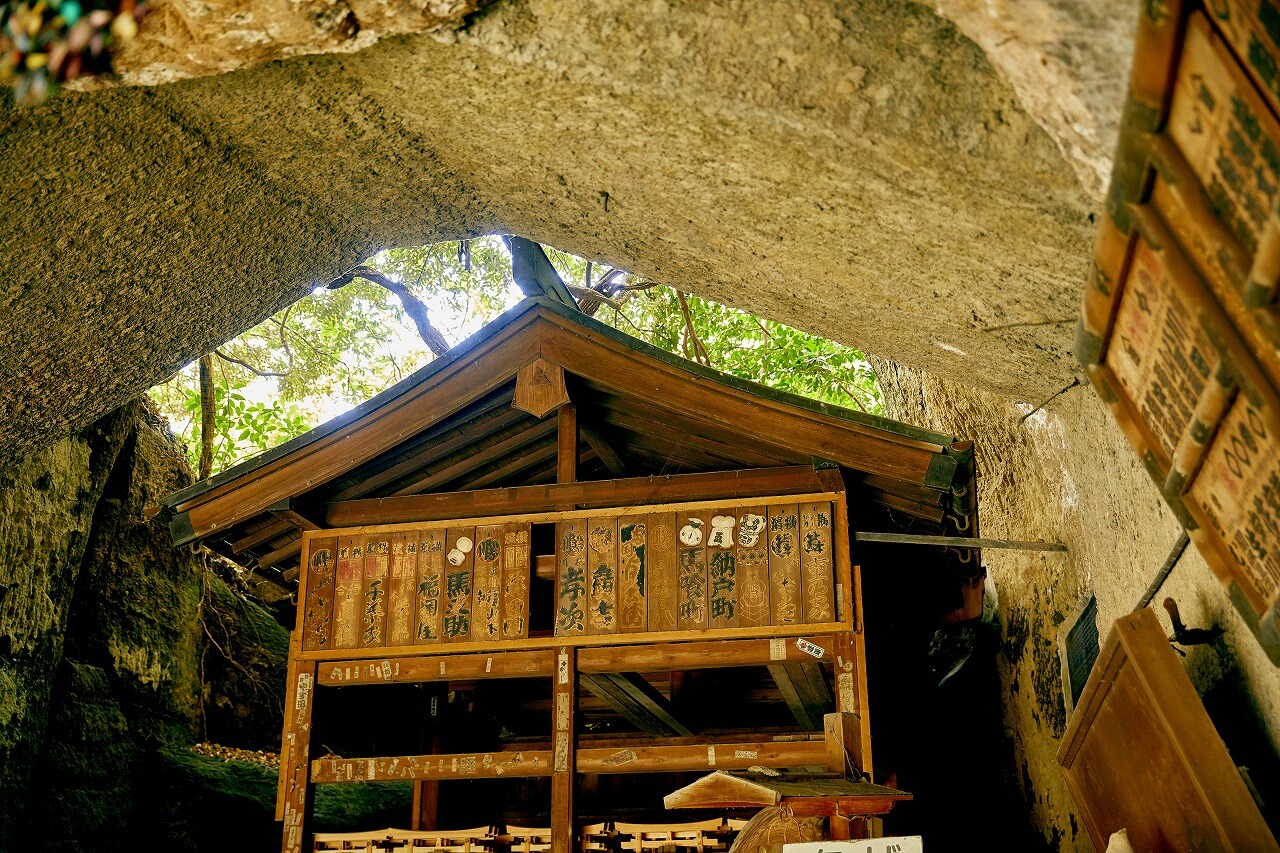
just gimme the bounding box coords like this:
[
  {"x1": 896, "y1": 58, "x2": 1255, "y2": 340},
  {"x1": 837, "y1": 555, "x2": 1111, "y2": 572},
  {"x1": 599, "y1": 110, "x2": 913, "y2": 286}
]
[
  {"x1": 579, "y1": 634, "x2": 834, "y2": 673},
  {"x1": 557, "y1": 403, "x2": 578, "y2": 486},
  {"x1": 257, "y1": 538, "x2": 302, "y2": 569},
  {"x1": 325, "y1": 466, "x2": 825, "y2": 527},
  {"x1": 580, "y1": 424, "x2": 627, "y2": 476},
  {"x1": 769, "y1": 663, "x2": 830, "y2": 731},
  {"x1": 330, "y1": 405, "x2": 530, "y2": 501},
  {"x1": 552, "y1": 646, "x2": 577, "y2": 853},
  {"x1": 230, "y1": 519, "x2": 292, "y2": 554},
  {"x1": 268, "y1": 498, "x2": 324, "y2": 531},
  {"x1": 824, "y1": 711, "x2": 863, "y2": 778},
  {"x1": 580, "y1": 672, "x2": 692, "y2": 737},
  {"x1": 393, "y1": 420, "x2": 558, "y2": 496},
  {"x1": 315, "y1": 650, "x2": 555, "y2": 686},
  {"x1": 461, "y1": 441, "x2": 560, "y2": 491},
  {"x1": 310, "y1": 739, "x2": 831, "y2": 783},
  {"x1": 280, "y1": 661, "x2": 317, "y2": 853}
]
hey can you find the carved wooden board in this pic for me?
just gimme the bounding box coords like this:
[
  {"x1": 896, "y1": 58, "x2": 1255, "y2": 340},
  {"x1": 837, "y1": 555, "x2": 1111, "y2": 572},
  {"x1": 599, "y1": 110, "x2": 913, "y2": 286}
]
[
  {"x1": 645, "y1": 513, "x2": 679, "y2": 633},
  {"x1": 386, "y1": 535, "x2": 416, "y2": 648},
  {"x1": 333, "y1": 536, "x2": 363, "y2": 651},
  {"x1": 800, "y1": 502, "x2": 836, "y2": 624},
  {"x1": 586, "y1": 517, "x2": 618, "y2": 635},
  {"x1": 360, "y1": 536, "x2": 390, "y2": 649},
  {"x1": 616, "y1": 515, "x2": 648, "y2": 633},
  {"x1": 301, "y1": 536, "x2": 337, "y2": 652},
  {"x1": 768, "y1": 504, "x2": 803, "y2": 627},
  {"x1": 1080, "y1": 3, "x2": 1280, "y2": 655},
  {"x1": 1059, "y1": 609, "x2": 1277, "y2": 850},
  {"x1": 555, "y1": 519, "x2": 588, "y2": 637},
  {"x1": 471, "y1": 524, "x2": 505, "y2": 642},
  {"x1": 443, "y1": 527, "x2": 475, "y2": 643},
  {"x1": 677, "y1": 510, "x2": 710, "y2": 631},
  {"x1": 413, "y1": 529, "x2": 446, "y2": 644},
  {"x1": 501, "y1": 523, "x2": 532, "y2": 640}
]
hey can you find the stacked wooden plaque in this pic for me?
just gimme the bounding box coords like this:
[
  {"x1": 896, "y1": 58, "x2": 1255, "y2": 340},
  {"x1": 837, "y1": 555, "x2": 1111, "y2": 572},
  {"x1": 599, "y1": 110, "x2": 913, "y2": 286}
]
[
  {"x1": 1080, "y1": 0, "x2": 1280, "y2": 659},
  {"x1": 553, "y1": 501, "x2": 836, "y2": 639},
  {"x1": 296, "y1": 496, "x2": 842, "y2": 657}
]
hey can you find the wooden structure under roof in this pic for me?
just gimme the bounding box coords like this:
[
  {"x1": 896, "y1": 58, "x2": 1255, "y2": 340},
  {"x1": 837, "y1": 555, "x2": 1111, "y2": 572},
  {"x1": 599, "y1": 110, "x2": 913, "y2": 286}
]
[{"x1": 159, "y1": 295, "x2": 980, "y2": 852}]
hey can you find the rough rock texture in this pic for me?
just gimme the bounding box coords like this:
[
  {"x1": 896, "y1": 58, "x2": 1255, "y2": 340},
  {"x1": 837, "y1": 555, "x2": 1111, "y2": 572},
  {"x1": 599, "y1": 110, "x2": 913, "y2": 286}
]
[
  {"x1": 0, "y1": 0, "x2": 1111, "y2": 466},
  {"x1": 111, "y1": 0, "x2": 489, "y2": 85},
  {"x1": 876, "y1": 363, "x2": 1280, "y2": 850},
  {"x1": 0, "y1": 401, "x2": 301, "y2": 849},
  {"x1": 0, "y1": 404, "x2": 137, "y2": 847}
]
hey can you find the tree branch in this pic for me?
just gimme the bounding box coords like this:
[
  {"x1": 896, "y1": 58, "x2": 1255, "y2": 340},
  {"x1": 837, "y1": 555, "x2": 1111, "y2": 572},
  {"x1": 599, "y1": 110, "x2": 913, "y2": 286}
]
[
  {"x1": 214, "y1": 349, "x2": 288, "y2": 378},
  {"x1": 329, "y1": 265, "x2": 451, "y2": 356},
  {"x1": 676, "y1": 291, "x2": 710, "y2": 366},
  {"x1": 198, "y1": 354, "x2": 215, "y2": 480}
]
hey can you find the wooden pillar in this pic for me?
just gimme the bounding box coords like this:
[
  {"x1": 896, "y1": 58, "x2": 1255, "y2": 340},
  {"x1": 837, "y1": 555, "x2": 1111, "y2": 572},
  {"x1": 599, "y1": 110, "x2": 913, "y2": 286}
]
[
  {"x1": 557, "y1": 403, "x2": 578, "y2": 485},
  {"x1": 412, "y1": 684, "x2": 445, "y2": 830},
  {"x1": 280, "y1": 660, "x2": 317, "y2": 853},
  {"x1": 552, "y1": 646, "x2": 577, "y2": 853},
  {"x1": 834, "y1": 631, "x2": 872, "y2": 780}
]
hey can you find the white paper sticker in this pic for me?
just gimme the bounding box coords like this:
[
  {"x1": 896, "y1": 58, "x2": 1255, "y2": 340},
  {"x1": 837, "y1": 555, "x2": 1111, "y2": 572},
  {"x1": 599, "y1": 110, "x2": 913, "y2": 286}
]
[
  {"x1": 769, "y1": 637, "x2": 787, "y2": 660},
  {"x1": 733, "y1": 749, "x2": 758, "y2": 759},
  {"x1": 486, "y1": 656, "x2": 493, "y2": 673},
  {"x1": 796, "y1": 638, "x2": 825, "y2": 659},
  {"x1": 707, "y1": 745, "x2": 716, "y2": 766},
  {"x1": 558, "y1": 651, "x2": 570, "y2": 684}
]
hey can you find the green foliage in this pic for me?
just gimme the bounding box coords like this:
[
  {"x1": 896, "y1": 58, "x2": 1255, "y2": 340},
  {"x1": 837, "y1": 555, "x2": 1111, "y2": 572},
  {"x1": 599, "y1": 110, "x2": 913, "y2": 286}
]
[
  {"x1": 149, "y1": 237, "x2": 880, "y2": 475},
  {"x1": 542, "y1": 248, "x2": 882, "y2": 413}
]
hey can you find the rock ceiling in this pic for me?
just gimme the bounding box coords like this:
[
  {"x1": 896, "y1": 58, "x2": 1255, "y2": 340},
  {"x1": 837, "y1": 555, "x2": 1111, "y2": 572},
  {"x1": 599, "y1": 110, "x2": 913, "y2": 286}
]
[{"x1": 0, "y1": 0, "x2": 1133, "y2": 465}]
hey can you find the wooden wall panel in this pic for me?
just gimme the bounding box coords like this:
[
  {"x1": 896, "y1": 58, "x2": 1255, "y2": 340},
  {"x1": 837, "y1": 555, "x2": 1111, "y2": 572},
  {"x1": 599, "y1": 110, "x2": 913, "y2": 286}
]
[
  {"x1": 736, "y1": 508, "x2": 770, "y2": 628},
  {"x1": 586, "y1": 517, "x2": 618, "y2": 635},
  {"x1": 800, "y1": 502, "x2": 836, "y2": 624},
  {"x1": 501, "y1": 522, "x2": 532, "y2": 640},
  {"x1": 645, "y1": 513, "x2": 679, "y2": 633},
  {"x1": 471, "y1": 524, "x2": 505, "y2": 642},
  {"x1": 332, "y1": 536, "x2": 363, "y2": 650},
  {"x1": 677, "y1": 511, "x2": 709, "y2": 631},
  {"x1": 360, "y1": 536, "x2": 390, "y2": 649},
  {"x1": 442, "y1": 527, "x2": 475, "y2": 643},
  {"x1": 413, "y1": 529, "x2": 445, "y2": 644},
  {"x1": 768, "y1": 504, "x2": 803, "y2": 626},
  {"x1": 616, "y1": 515, "x2": 648, "y2": 633},
  {"x1": 555, "y1": 519, "x2": 588, "y2": 637},
  {"x1": 301, "y1": 536, "x2": 337, "y2": 652},
  {"x1": 708, "y1": 509, "x2": 738, "y2": 629},
  {"x1": 386, "y1": 534, "x2": 416, "y2": 648}
]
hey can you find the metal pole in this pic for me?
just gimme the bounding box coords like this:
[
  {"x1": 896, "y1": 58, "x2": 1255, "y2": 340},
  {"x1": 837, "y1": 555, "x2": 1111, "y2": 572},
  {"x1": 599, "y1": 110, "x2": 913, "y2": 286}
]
[
  {"x1": 853, "y1": 532, "x2": 1068, "y2": 552},
  {"x1": 1134, "y1": 531, "x2": 1191, "y2": 612}
]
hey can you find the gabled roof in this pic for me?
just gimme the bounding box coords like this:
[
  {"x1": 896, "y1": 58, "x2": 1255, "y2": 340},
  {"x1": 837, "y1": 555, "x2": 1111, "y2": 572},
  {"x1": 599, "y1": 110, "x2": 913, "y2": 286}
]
[{"x1": 161, "y1": 298, "x2": 973, "y2": 584}]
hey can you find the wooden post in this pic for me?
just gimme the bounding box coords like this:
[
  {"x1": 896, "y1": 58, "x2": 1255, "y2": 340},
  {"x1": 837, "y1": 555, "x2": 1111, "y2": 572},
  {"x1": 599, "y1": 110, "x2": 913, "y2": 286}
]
[
  {"x1": 834, "y1": 632, "x2": 872, "y2": 779},
  {"x1": 557, "y1": 403, "x2": 578, "y2": 486},
  {"x1": 280, "y1": 659, "x2": 317, "y2": 853},
  {"x1": 411, "y1": 683, "x2": 444, "y2": 830},
  {"x1": 552, "y1": 646, "x2": 577, "y2": 853}
]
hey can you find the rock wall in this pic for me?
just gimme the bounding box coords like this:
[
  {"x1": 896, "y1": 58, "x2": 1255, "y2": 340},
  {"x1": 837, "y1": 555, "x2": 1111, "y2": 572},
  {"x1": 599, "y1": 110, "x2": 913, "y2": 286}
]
[
  {"x1": 0, "y1": 401, "x2": 298, "y2": 850},
  {"x1": 876, "y1": 362, "x2": 1280, "y2": 850}
]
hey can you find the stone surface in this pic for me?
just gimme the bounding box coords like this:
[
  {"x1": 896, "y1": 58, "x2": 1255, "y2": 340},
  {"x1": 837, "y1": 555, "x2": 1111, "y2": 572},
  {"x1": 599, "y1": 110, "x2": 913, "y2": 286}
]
[
  {"x1": 0, "y1": 0, "x2": 1113, "y2": 466},
  {"x1": 0, "y1": 401, "x2": 297, "y2": 849}
]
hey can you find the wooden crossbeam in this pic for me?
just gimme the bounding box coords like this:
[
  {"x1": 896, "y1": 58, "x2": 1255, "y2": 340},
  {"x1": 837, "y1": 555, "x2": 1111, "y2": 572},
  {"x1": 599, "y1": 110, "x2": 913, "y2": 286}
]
[
  {"x1": 393, "y1": 420, "x2": 558, "y2": 496},
  {"x1": 325, "y1": 466, "x2": 824, "y2": 527},
  {"x1": 580, "y1": 425, "x2": 627, "y2": 476},
  {"x1": 310, "y1": 739, "x2": 830, "y2": 783},
  {"x1": 581, "y1": 672, "x2": 692, "y2": 737},
  {"x1": 769, "y1": 662, "x2": 831, "y2": 731}
]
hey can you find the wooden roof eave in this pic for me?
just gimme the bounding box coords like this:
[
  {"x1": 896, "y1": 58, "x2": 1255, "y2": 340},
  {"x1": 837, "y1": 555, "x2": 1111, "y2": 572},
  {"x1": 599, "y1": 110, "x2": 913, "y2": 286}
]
[{"x1": 163, "y1": 298, "x2": 963, "y2": 546}]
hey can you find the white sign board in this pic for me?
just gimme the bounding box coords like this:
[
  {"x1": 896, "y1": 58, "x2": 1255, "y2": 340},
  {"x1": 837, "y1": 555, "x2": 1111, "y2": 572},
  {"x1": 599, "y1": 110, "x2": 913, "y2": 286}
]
[{"x1": 784, "y1": 839, "x2": 923, "y2": 853}]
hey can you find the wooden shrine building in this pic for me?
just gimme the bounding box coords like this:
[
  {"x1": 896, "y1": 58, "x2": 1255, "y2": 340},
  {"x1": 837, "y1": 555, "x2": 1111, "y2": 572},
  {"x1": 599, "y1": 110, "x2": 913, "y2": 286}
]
[{"x1": 160, "y1": 292, "x2": 980, "y2": 852}]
